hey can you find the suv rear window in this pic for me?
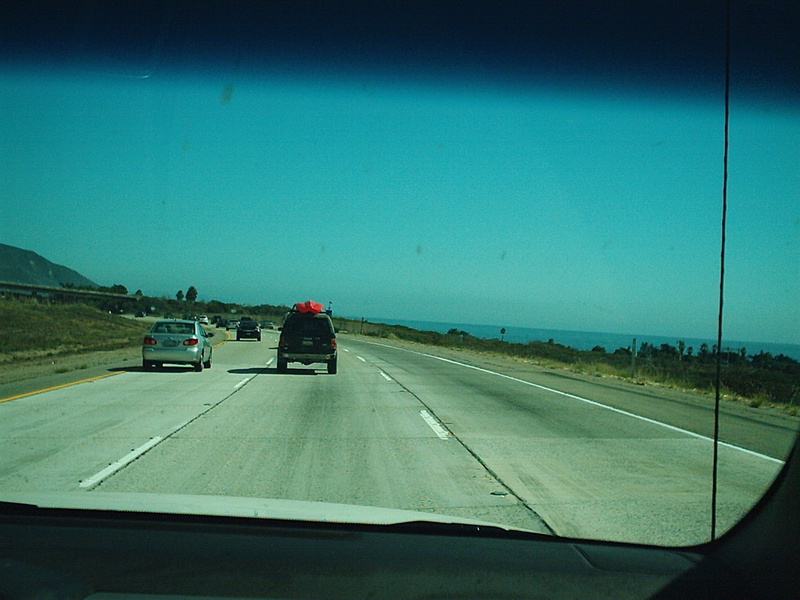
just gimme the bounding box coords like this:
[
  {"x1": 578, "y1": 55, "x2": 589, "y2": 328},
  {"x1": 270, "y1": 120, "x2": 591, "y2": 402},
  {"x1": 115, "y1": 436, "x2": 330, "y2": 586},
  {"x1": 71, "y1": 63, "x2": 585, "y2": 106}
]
[{"x1": 284, "y1": 315, "x2": 333, "y2": 336}]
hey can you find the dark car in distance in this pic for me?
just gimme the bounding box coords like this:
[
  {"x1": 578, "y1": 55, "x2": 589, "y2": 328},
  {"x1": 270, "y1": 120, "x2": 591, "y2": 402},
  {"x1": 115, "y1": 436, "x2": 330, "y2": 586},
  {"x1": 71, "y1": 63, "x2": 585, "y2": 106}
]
[
  {"x1": 236, "y1": 320, "x2": 261, "y2": 341},
  {"x1": 277, "y1": 311, "x2": 337, "y2": 374}
]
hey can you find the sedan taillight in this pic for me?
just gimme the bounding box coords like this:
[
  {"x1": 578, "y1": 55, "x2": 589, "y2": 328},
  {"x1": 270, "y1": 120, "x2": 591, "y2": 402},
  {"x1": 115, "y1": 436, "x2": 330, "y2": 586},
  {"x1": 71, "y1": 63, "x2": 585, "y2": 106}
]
[
  {"x1": 183, "y1": 337, "x2": 199, "y2": 346},
  {"x1": 143, "y1": 336, "x2": 157, "y2": 345}
]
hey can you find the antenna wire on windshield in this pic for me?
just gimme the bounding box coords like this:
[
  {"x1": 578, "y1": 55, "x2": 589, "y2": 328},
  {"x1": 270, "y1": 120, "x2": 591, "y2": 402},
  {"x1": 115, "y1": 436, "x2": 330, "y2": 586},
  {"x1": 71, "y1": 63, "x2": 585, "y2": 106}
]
[{"x1": 711, "y1": 0, "x2": 732, "y2": 542}]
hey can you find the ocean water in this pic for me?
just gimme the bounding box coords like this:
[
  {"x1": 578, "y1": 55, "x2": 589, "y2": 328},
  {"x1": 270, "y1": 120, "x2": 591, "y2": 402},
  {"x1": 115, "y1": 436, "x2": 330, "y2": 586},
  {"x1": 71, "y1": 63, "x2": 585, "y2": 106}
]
[{"x1": 365, "y1": 317, "x2": 800, "y2": 361}]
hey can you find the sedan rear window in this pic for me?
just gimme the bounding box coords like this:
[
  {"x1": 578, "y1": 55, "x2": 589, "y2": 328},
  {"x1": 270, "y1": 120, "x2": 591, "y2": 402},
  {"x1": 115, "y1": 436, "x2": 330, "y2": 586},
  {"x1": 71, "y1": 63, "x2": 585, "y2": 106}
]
[{"x1": 153, "y1": 323, "x2": 194, "y2": 335}]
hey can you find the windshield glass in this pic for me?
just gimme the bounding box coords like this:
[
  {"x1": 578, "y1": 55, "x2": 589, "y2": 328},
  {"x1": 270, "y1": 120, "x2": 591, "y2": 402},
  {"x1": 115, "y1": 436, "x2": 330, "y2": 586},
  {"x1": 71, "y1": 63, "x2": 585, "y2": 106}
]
[{"x1": 0, "y1": 0, "x2": 797, "y2": 547}]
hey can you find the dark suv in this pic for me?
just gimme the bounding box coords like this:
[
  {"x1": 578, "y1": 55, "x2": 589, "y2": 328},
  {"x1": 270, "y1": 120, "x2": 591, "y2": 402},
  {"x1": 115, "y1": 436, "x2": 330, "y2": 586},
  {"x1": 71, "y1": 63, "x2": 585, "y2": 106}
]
[
  {"x1": 277, "y1": 311, "x2": 337, "y2": 374},
  {"x1": 236, "y1": 320, "x2": 261, "y2": 341}
]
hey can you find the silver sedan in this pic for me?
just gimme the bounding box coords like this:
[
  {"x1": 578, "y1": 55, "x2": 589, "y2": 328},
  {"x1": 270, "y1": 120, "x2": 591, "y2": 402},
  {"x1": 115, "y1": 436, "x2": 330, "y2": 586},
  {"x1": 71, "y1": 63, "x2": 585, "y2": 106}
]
[{"x1": 142, "y1": 319, "x2": 213, "y2": 371}]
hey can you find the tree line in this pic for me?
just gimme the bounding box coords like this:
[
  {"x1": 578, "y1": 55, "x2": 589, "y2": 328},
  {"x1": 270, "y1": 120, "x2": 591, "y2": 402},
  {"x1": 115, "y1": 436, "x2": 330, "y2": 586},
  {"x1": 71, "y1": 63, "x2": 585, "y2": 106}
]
[{"x1": 57, "y1": 282, "x2": 289, "y2": 321}]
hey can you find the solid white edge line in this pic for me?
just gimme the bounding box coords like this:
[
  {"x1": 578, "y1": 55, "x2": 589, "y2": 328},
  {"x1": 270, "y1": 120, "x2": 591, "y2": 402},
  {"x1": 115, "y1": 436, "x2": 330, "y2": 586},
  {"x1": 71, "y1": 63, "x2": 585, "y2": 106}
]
[
  {"x1": 363, "y1": 341, "x2": 784, "y2": 465},
  {"x1": 79, "y1": 437, "x2": 163, "y2": 489},
  {"x1": 420, "y1": 410, "x2": 450, "y2": 440}
]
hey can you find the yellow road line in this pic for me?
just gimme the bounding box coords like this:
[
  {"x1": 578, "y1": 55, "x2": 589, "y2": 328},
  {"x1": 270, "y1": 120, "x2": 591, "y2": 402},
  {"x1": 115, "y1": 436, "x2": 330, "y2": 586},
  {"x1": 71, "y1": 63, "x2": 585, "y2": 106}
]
[
  {"x1": 0, "y1": 371, "x2": 123, "y2": 404},
  {"x1": 213, "y1": 330, "x2": 232, "y2": 346},
  {"x1": 3, "y1": 329, "x2": 232, "y2": 404}
]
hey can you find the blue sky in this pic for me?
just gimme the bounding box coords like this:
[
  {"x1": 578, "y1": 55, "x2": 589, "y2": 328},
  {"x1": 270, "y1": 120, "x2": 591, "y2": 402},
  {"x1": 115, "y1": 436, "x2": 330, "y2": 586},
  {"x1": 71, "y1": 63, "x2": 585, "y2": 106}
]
[{"x1": 1, "y1": 66, "x2": 798, "y2": 345}]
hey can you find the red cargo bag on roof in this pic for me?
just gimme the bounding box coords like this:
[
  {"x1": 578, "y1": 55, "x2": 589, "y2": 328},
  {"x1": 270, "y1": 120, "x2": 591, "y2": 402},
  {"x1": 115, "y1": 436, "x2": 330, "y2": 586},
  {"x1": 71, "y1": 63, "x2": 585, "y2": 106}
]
[{"x1": 294, "y1": 300, "x2": 324, "y2": 314}]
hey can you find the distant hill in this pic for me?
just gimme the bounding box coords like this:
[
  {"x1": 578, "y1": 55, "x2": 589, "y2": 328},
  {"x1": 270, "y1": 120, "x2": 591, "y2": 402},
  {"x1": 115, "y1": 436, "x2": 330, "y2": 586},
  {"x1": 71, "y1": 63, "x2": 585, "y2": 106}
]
[{"x1": 0, "y1": 243, "x2": 99, "y2": 288}]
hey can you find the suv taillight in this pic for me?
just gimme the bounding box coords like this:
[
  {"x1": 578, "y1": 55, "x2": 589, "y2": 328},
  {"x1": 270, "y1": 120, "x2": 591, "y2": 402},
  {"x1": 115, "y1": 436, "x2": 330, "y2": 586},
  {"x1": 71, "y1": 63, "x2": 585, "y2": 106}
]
[
  {"x1": 330, "y1": 338, "x2": 337, "y2": 349},
  {"x1": 183, "y1": 337, "x2": 199, "y2": 346},
  {"x1": 143, "y1": 336, "x2": 157, "y2": 345}
]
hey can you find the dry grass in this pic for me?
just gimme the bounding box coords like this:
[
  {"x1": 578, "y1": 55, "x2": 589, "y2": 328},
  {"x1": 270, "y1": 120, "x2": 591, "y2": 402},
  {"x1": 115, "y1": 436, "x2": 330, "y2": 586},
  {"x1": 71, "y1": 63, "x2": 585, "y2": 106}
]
[{"x1": 0, "y1": 298, "x2": 149, "y2": 363}]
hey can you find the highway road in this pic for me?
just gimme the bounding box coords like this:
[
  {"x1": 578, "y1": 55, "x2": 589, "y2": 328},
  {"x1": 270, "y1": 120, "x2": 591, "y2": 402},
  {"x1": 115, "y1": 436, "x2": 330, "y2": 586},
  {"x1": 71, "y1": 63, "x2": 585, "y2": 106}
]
[{"x1": 0, "y1": 329, "x2": 796, "y2": 546}]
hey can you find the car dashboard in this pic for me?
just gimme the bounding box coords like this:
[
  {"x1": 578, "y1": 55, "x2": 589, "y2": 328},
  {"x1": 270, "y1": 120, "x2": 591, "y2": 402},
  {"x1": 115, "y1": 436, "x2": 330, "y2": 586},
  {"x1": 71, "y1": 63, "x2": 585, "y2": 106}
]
[{"x1": 2, "y1": 502, "x2": 701, "y2": 600}]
